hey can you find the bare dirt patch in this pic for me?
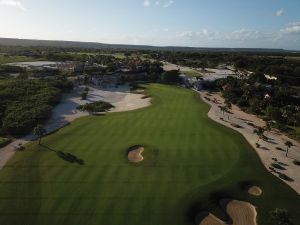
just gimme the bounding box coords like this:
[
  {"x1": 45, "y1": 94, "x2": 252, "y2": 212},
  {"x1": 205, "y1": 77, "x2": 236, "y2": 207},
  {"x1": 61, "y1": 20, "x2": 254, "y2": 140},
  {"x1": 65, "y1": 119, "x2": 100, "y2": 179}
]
[
  {"x1": 248, "y1": 186, "x2": 263, "y2": 196},
  {"x1": 128, "y1": 145, "x2": 144, "y2": 163}
]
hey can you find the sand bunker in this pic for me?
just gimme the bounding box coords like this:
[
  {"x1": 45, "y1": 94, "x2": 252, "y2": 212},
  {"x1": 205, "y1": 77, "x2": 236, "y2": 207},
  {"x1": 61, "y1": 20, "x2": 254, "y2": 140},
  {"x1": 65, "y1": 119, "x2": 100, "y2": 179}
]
[
  {"x1": 199, "y1": 200, "x2": 257, "y2": 225},
  {"x1": 248, "y1": 186, "x2": 263, "y2": 196},
  {"x1": 199, "y1": 213, "x2": 226, "y2": 225},
  {"x1": 227, "y1": 200, "x2": 257, "y2": 225},
  {"x1": 128, "y1": 146, "x2": 144, "y2": 162}
]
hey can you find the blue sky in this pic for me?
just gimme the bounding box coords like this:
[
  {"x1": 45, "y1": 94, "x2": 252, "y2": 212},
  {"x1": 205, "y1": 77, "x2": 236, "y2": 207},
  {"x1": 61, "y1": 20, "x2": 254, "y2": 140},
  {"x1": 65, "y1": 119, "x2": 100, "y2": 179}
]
[{"x1": 0, "y1": 0, "x2": 300, "y2": 50}]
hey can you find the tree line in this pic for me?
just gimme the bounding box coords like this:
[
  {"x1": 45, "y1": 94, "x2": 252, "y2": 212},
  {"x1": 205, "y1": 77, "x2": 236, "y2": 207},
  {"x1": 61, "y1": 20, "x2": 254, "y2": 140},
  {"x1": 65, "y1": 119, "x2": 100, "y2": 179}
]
[{"x1": 0, "y1": 77, "x2": 73, "y2": 136}]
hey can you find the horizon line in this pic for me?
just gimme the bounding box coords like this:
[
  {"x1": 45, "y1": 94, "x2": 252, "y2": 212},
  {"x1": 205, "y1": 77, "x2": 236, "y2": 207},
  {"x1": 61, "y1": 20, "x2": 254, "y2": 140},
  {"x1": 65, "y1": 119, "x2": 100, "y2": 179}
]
[{"x1": 1, "y1": 36, "x2": 300, "y2": 52}]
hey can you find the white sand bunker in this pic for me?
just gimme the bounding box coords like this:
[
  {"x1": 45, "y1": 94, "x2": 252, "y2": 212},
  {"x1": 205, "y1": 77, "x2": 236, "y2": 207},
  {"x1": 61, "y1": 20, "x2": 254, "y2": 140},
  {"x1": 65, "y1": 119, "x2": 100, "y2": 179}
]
[
  {"x1": 200, "y1": 200, "x2": 257, "y2": 225},
  {"x1": 128, "y1": 145, "x2": 144, "y2": 163},
  {"x1": 248, "y1": 186, "x2": 263, "y2": 196}
]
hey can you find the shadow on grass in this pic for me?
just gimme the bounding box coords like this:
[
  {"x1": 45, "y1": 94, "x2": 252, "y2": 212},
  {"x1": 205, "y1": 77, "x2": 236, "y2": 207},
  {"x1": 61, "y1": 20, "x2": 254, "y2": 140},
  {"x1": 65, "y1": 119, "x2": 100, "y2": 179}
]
[
  {"x1": 239, "y1": 180, "x2": 254, "y2": 191},
  {"x1": 41, "y1": 144, "x2": 85, "y2": 165},
  {"x1": 187, "y1": 191, "x2": 233, "y2": 225}
]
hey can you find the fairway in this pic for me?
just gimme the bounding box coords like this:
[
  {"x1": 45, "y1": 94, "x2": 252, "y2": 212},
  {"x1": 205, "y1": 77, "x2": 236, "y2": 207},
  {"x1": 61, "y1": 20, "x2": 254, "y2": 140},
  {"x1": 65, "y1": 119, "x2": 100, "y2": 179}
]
[{"x1": 0, "y1": 84, "x2": 299, "y2": 225}]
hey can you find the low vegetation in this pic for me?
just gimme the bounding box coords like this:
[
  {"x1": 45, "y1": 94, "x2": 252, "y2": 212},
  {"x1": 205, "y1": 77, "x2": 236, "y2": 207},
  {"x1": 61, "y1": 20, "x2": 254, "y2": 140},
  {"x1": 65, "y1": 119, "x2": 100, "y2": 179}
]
[
  {"x1": 77, "y1": 101, "x2": 114, "y2": 113},
  {"x1": 182, "y1": 70, "x2": 203, "y2": 77},
  {"x1": 269, "y1": 208, "x2": 294, "y2": 225},
  {"x1": 0, "y1": 55, "x2": 37, "y2": 65},
  {"x1": 0, "y1": 77, "x2": 73, "y2": 136}
]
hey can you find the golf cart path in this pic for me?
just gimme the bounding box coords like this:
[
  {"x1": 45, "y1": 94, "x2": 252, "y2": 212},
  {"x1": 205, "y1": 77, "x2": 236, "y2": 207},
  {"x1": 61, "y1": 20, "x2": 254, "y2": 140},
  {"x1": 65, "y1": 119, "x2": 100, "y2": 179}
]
[
  {"x1": 0, "y1": 85, "x2": 150, "y2": 170},
  {"x1": 198, "y1": 90, "x2": 300, "y2": 194}
]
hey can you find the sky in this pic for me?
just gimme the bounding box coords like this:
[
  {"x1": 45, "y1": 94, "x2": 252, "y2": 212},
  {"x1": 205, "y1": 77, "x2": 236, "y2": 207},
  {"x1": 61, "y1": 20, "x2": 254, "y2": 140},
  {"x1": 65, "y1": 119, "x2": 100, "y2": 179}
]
[{"x1": 0, "y1": 0, "x2": 300, "y2": 50}]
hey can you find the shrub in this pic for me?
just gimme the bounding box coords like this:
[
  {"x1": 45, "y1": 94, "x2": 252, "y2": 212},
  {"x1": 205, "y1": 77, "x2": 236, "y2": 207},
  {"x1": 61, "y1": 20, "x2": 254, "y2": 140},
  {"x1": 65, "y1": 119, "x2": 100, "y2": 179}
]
[
  {"x1": 77, "y1": 101, "x2": 114, "y2": 113},
  {"x1": 81, "y1": 92, "x2": 87, "y2": 100},
  {"x1": 269, "y1": 208, "x2": 294, "y2": 225}
]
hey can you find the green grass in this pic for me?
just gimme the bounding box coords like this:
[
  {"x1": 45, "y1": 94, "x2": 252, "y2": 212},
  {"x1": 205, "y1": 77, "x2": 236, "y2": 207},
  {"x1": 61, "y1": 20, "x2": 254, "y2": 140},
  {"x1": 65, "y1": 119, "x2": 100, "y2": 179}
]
[
  {"x1": 285, "y1": 56, "x2": 300, "y2": 61},
  {"x1": 0, "y1": 137, "x2": 10, "y2": 148},
  {"x1": 0, "y1": 56, "x2": 36, "y2": 65},
  {"x1": 68, "y1": 52, "x2": 126, "y2": 59},
  {"x1": 0, "y1": 84, "x2": 299, "y2": 225},
  {"x1": 182, "y1": 70, "x2": 203, "y2": 77}
]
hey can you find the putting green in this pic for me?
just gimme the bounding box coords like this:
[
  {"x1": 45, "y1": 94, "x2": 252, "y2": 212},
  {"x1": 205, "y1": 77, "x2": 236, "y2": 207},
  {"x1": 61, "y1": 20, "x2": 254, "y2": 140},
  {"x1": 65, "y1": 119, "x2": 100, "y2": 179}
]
[{"x1": 0, "y1": 84, "x2": 299, "y2": 225}]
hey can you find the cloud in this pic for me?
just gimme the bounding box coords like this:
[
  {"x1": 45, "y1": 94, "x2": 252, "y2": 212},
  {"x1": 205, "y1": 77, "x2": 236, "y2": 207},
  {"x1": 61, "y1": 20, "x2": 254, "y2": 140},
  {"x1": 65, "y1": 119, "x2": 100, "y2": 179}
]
[
  {"x1": 227, "y1": 29, "x2": 261, "y2": 41},
  {"x1": 280, "y1": 22, "x2": 300, "y2": 35},
  {"x1": 144, "y1": 0, "x2": 174, "y2": 8},
  {"x1": 143, "y1": 0, "x2": 150, "y2": 7},
  {"x1": 176, "y1": 28, "x2": 274, "y2": 45},
  {"x1": 163, "y1": 0, "x2": 174, "y2": 8},
  {"x1": 276, "y1": 9, "x2": 284, "y2": 17},
  {"x1": 0, "y1": 0, "x2": 26, "y2": 11}
]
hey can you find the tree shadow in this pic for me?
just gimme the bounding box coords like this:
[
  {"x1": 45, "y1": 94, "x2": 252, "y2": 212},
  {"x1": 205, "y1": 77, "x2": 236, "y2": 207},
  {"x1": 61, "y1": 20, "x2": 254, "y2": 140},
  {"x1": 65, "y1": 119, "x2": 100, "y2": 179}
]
[
  {"x1": 41, "y1": 144, "x2": 85, "y2": 165},
  {"x1": 259, "y1": 146, "x2": 270, "y2": 151},
  {"x1": 187, "y1": 192, "x2": 233, "y2": 225},
  {"x1": 264, "y1": 139, "x2": 278, "y2": 145},
  {"x1": 239, "y1": 180, "x2": 257, "y2": 191}
]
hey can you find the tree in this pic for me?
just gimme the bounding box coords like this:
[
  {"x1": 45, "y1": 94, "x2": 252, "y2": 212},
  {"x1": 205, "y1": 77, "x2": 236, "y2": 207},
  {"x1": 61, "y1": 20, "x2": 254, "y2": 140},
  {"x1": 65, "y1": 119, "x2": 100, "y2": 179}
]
[
  {"x1": 224, "y1": 100, "x2": 232, "y2": 120},
  {"x1": 264, "y1": 121, "x2": 272, "y2": 136},
  {"x1": 34, "y1": 124, "x2": 46, "y2": 145},
  {"x1": 81, "y1": 92, "x2": 88, "y2": 100},
  {"x1": 220, "y1": 106, "x2": 226, "y2": 115},
  {"x1": 285, "y1": 141, "x2": 294, "y2": 157},
  {"x1": 161, "y1": 70, "x2": 180, "y2": 83},
  {"x1": 254, "y1": 127, "x2": 265, "y2": 144}
]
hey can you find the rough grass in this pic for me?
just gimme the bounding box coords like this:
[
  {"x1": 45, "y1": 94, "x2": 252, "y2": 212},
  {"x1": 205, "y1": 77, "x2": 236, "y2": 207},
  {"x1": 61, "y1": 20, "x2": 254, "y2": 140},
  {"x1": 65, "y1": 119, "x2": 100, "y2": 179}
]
[
  {"x1": 0, "y1": 84, "x2": 299, "y2": 225},
  {"x1": 182, "y1": 70, "x2": 203, "y2": 77},
  {"x1": 0, "y1": 56, "x2": 36, "y2": 64}
]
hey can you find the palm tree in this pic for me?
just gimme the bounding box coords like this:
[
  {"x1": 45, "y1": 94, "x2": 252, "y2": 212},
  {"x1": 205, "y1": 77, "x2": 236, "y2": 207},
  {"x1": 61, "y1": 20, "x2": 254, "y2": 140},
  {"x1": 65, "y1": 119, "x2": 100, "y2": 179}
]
[
  {"x1": 225, "y1": 100, "x2": 232, "y2": 120},
  {"x1": 254, "y1": 127, "x2": 265, "y2": 144},
  {"x1": 284, "y1": 141, "x2": 294, "y2": 157},
  {"x1": 220, "y1": 106, "x2": 226, "y2": 115},
  {"x1": 34, "y1": 125, "x2": 46, "y2": 145},
  {"x1": 264, "y1": 121, "x2": 272, "y2": 136}
]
